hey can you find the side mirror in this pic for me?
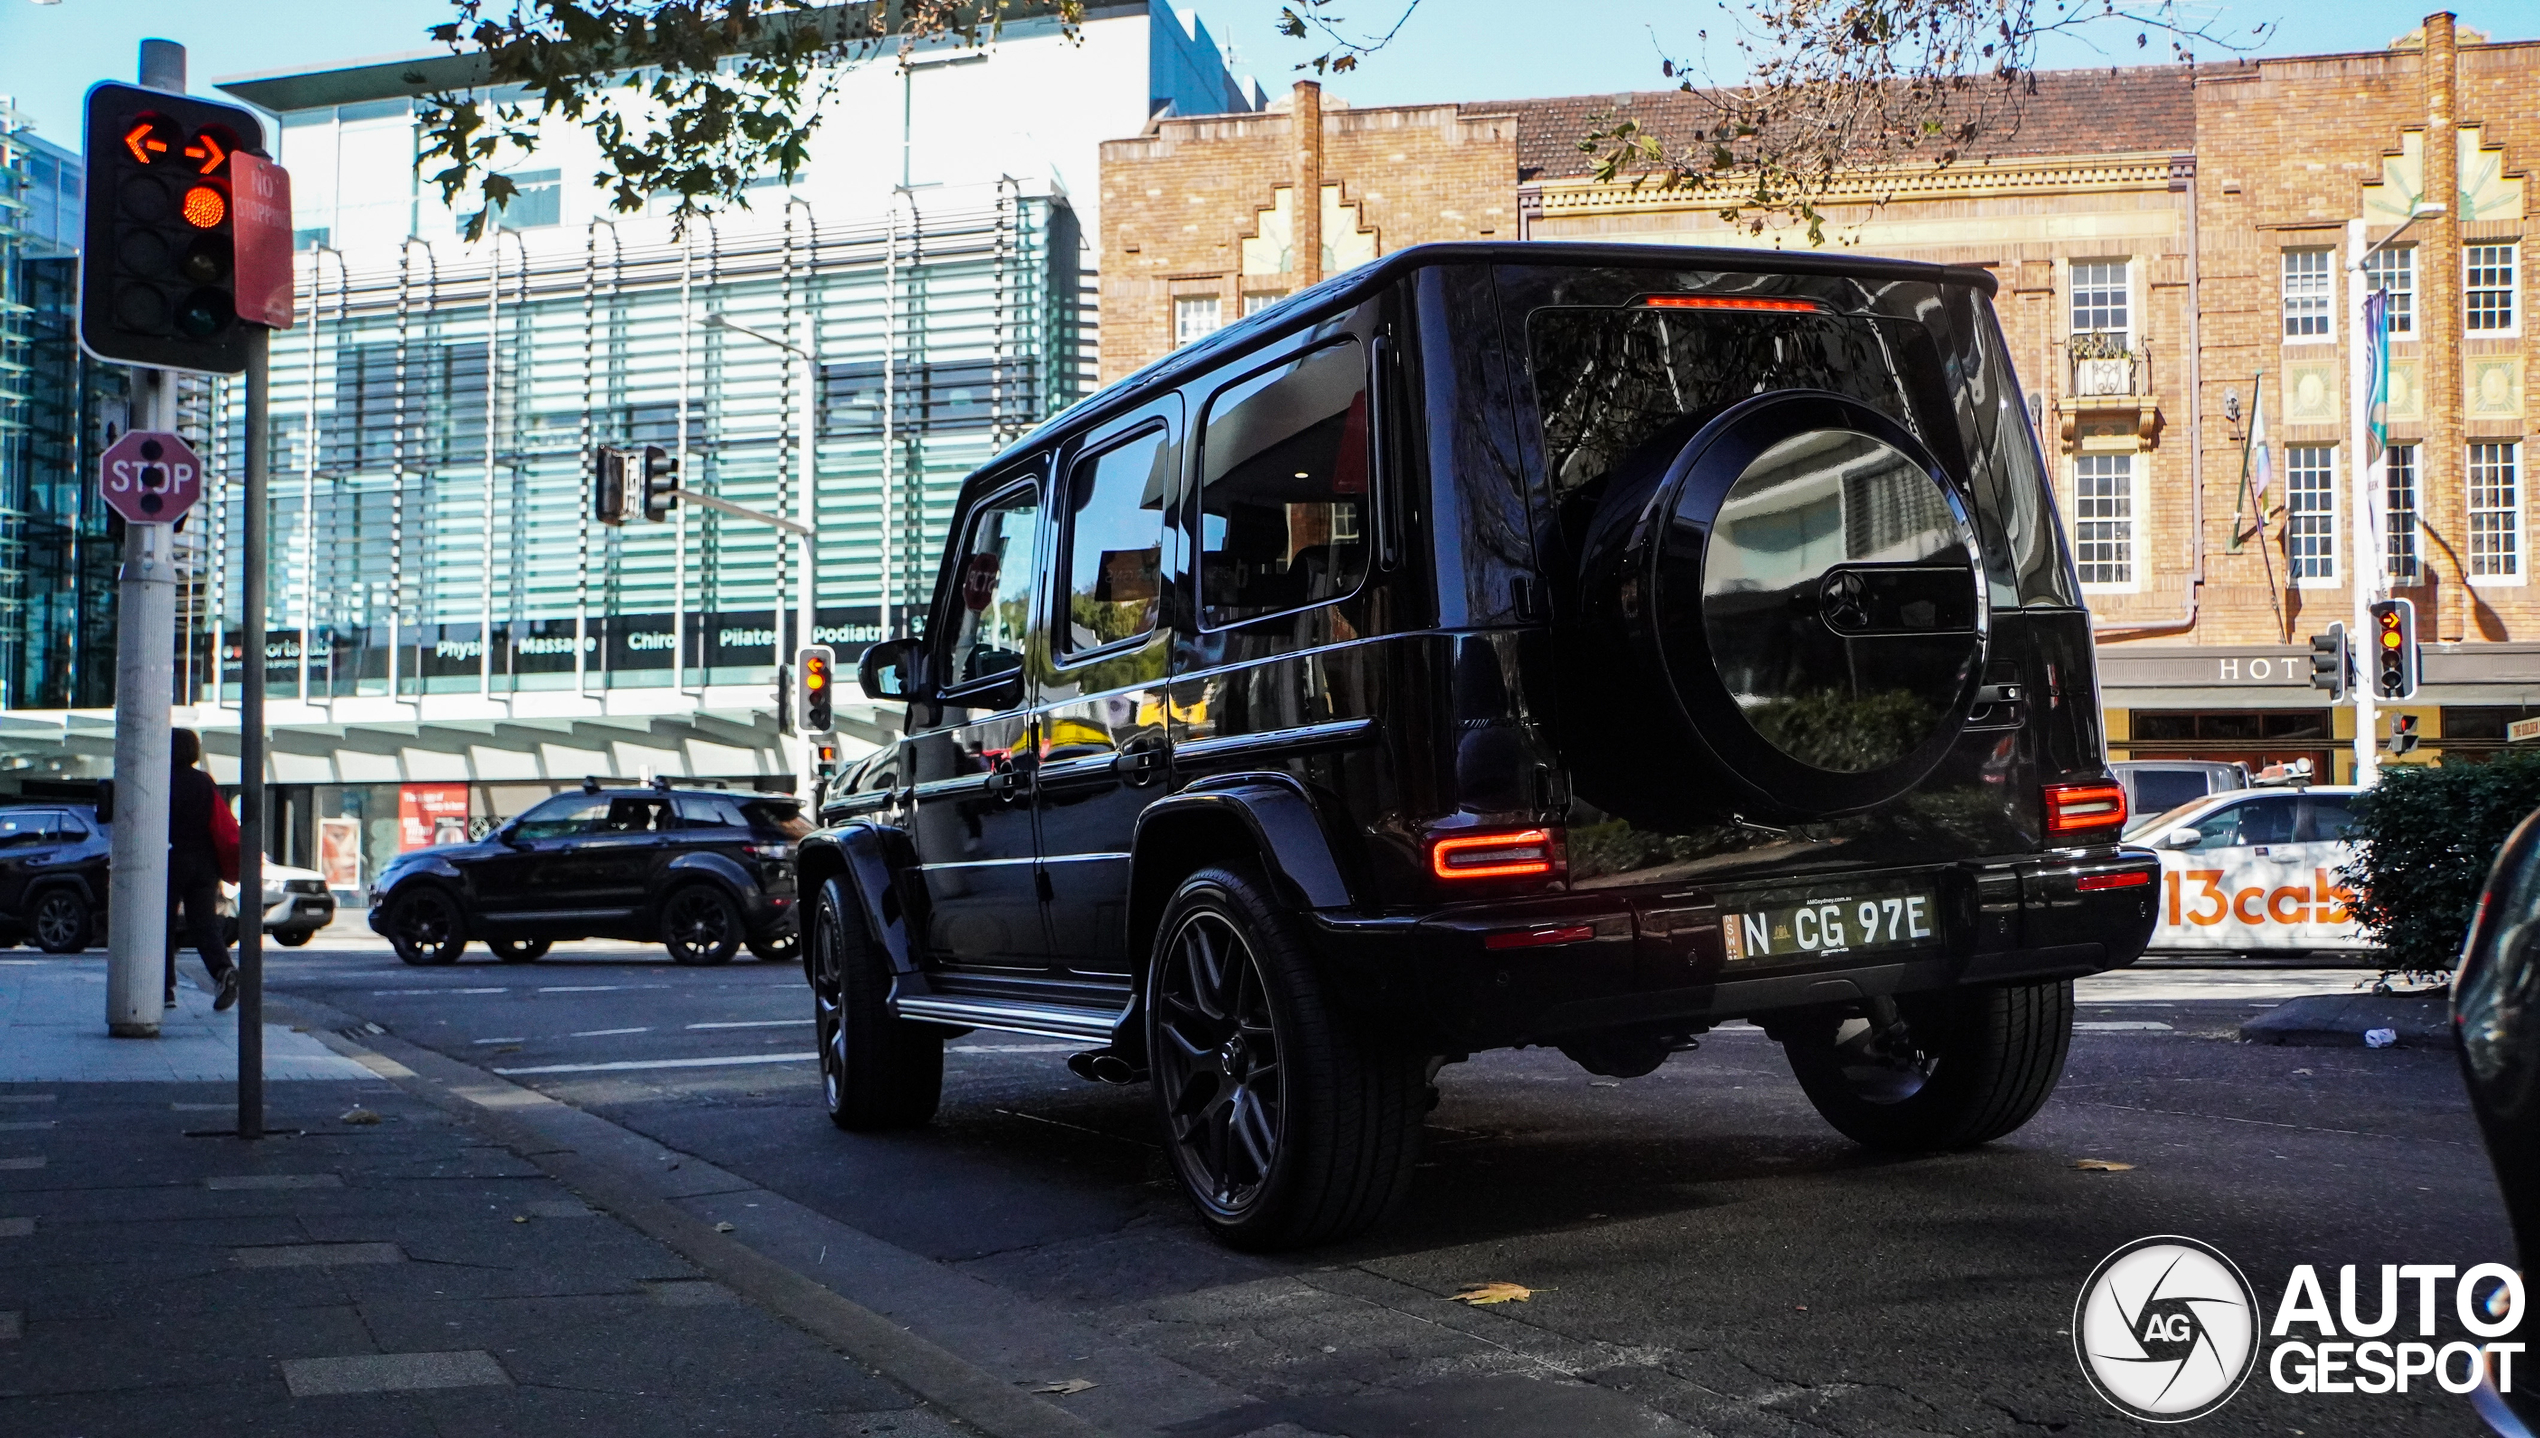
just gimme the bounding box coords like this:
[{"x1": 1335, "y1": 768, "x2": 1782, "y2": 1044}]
[
  {"x1": 859, "y1": 636, "x2": 928, "y2": 701},
  {"x1": 497, "y1": 822, "x2": 526, "y2": 847},
  {"x1": 2162, "y1": 826, "x2": 2203, "y2": 851},
  {"x1": 94, "y1": 779, "x2": 114, "y2": 825}
]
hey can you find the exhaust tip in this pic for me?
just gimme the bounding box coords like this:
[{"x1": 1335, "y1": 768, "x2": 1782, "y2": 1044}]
[{"x1": 1067, "y1": 1050, "x2": 1144, "y2": 1085}]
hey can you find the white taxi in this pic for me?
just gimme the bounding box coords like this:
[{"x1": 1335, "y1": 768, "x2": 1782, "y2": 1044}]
[{"x1": 2127, "y1": 784, "x2": 2371, "y2": 956}]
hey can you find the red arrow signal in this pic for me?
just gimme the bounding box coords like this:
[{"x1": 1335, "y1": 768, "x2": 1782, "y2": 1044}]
[
  {"x1": 123, "y1": 121, "x2": 168, "y2": 165},
  {"x1": 183, "y1": 131, "x2": 227, "y2": 174}
]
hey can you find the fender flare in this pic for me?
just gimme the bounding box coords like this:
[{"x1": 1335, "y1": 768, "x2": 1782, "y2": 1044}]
[
  {"x1": 658, "y1": 850, "x2": 759, "y2": 906},
  {"x1": 1128, "y1": 773, "x2": 1353, "y2": 925},
  {"x1": 796, "y1": 822, "x2": 925, "y2": 978}
]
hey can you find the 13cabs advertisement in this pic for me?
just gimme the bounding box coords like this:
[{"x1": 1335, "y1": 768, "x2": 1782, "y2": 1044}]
[{"x1": 2133, "y1": 786, "x2": 2371, "y2": 954}]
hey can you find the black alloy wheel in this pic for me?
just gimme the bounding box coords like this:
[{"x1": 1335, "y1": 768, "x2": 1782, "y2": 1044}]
[
  {"x1": 31, "y1": 889, "x2": 90, "y2": 954},
  {"x1": 660, "y1": 885, "x2": 742, "y2": 966},
  {"x1": 747, "y1": 931, "x2": 799, "y2": 963},
  {"x1": 1146, "y1": 866, "x2": 1426, "y2": 1251},
  {"x1": 810, "y1": 876, "x2": 941, "y2": 1129},
  {"x1": 1782, "y1": 981, "x2": 2074, "y2": 1151},
  {"x1": 487, "y1": 936, "x2": 551, "y2": 964},
  {"x1": 389, "y1": 887, "x2": 467, "y2": 966},
  {"x1": 1155, "y1": 907, "x2": 1285, "y2": 1217}
]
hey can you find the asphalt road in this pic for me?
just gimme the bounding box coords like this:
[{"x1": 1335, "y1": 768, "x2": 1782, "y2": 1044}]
[{"x1": 261, "y1": 932, "x2": 2510, "y2": 1438}]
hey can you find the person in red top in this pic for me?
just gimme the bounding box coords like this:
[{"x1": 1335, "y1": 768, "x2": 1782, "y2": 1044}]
[{"x1": 165, "y1": 728, "x2": 238, "y2": 1012}]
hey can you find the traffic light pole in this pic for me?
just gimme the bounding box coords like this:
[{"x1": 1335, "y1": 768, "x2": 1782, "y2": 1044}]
[
  {"x1": 665, "y1": 483, "x2": 819, "y2": 797},
  {"x1": 237, "y1": 327, "x2": 269, "y2": 1140},
  {"x1": 103, "y1": 369, "x2": 177, "y2": 1037},
  {"x1": 2347, "y1": 217, "x2": 2378, "y2": 789}
]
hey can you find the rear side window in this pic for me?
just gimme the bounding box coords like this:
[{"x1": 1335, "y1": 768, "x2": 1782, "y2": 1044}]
[
  {"x1": 0, "y1": 810, "x2": 69, "y2": 845},
  {"x1": 2130, "y1": 770, "x2": 2212, "y2": 816},
  {"x1": 2305, "y1": 796, "x2": 2360, "y2": 841},
  {"x1": 738, "y1": 798, "x2": 813, "y2": 839},
  {"x1": 1060, "y1": 426, "x2": 1169, "y2": 653},
  {"x1": 1197, "y1": 339, "x2": 1371, "y2": 628},
  {"x1": 673, "y1": 794, "x2": 744, "y2": 827}
]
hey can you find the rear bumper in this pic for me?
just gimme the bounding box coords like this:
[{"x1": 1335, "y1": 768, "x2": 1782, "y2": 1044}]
[{"x1": 1310, "y1": 848, "x2": 2160, "y2": 1051}]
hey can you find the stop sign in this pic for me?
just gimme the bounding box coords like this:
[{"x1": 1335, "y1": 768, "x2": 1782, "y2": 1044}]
[{"x1": 98, "y1": 430, "x2": 204, "y2": 525}]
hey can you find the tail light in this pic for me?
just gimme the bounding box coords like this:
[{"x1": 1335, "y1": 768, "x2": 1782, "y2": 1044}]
[
  {"x1": 1430, "y1": 827, "x2": 1560, "y2": 881},
  {"x1": 2043, "y1": 782, "x2": 2128, "y2": 838},
  {"x1": 2075, "y1": 870, "x2": 2151, "y2": 892}
]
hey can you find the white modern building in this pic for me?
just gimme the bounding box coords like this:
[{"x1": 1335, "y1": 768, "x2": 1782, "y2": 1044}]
[{"x1": 0, "y1": 1, "x2": 1258, "y2": 887}]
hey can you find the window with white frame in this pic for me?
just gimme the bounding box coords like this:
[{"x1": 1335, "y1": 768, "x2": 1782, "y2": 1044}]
[
  {"x1": 1173, "y1": 295, "x2": 1224, "y2": 347},
  {"x1": 2470, "y1": 441, "x2": 2522, "y2": 578},
  {"x1": 2284, "y1": 446, "x2": 2337, "y2": 580},
  {"x1": 2072, "y1": 454, "x2": 2135, "y2": 586},
  {"x1": 2070, "y1": 260, "x2": 2130, "y2": 342},
  {"x1": 2386, "y1": 444, "x2": 2421, "y2": 583},
  {"x1": 2364, "y1": 246, "x2": 2415, "y2": 335},
  {"x1": 2466, "y1": 244, "x2": 2519, "y2": 334},
  {"x1": 2283, "y1": 250, "x2": 2335, "y2": 340}
]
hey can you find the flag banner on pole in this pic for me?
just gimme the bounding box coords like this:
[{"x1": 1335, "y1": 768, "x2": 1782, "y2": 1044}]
[
  {"x1": 2364, "y1": 289, "x2": 2392, "y2": 450},
  {"x1": 2248, "y1": 386, "x2": 2272, "y2": 503}
]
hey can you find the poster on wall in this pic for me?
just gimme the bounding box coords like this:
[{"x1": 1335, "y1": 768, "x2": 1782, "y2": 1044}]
[
  {"x1": 397, "y1": 784, "x2": 471, "y2": 851},
  {"x1": 317, "y1": 817, "x2": 363, "y2": 889}
]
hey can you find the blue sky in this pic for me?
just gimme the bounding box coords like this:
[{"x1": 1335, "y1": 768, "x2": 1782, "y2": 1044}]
[{"x1": 2, "y1": 0, "x2": 2528, "y2": 147}]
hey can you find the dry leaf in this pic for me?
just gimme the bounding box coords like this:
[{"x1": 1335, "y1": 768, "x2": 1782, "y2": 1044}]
[
  {"x1": 2073, "y1": 1159, "x2": 2135, "y2": 1172},
  {"x1": 339, "y1": 1109, "x2": 382, "y2": 1126},
  {"x1": 1454, "y1": 1282, "x2": 1532, "y2": 1305},
  {"x1": 714, "y1": 1221, "x2": 736, "y2": 1233},
  {"x1": 1029, "y1": 1379, "x2": 1097, "y2": 1395},
  {"x1": 512, "y1": 1215, "x2": 529, "y2": 1224}
]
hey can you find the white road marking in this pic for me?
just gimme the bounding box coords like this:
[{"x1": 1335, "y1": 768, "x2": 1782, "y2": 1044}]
[
  {"x1": 538, "y1": 985, "x2": 627, "y2": 992},
  {"x1": 686, "y1": 1019, "x2": 801, "y2": 1030},
  {"x1": 569, "y1": 1027, "x2": 651, "y2": 1038},
  {"x1": 471, "y1": 1038, "x2": 526, "y2": 1046},
  {"x1": 2075, "y1": 1020, "x2": 2176, "y2": 1032},
  {"x1": 492, "y1": 1052, "x2": 816, "y2": 1075},
  {"x1": 373, "y1": 987, "x2": 509, "y2": 996}
]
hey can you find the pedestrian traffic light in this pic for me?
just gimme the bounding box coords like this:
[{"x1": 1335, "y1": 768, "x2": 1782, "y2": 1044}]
[
  {"x1": 591, "y1": 448, "x2": 631, "y2": 526},
  {"x1": 797, "y1": 645, "x2": 835, "y2": 734},
  {"x1": 79, "y1": 82, "x2": 269, "y2": 374},
  {"x1": 2368, "y1": 598, "x2": 2419, "y2": 700},
  {"x1": 640, "y1": 445, "x2": 679, "y2": 521},
  {"x1": 2389, "y1": 712, "x2": 2422, "y2": 755},
  {"x1": 2308, "y1": 623, "x2": 2349, "y2": 701}
]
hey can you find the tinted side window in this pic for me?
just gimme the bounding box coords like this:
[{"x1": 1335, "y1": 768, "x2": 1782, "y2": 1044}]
[
  {"x1": 738, "y1": 798, "x2": 813, "y2": 839},
  {"x1": 2203, "y1": 796, "x2": 2297, "y2": 847},
  {"x1": 2131, "y1": 770, "x2": 2211, "y2": 816},
  {"x1": 601, "y1": 797, "x2": 673, "y2": 833},
  {"x1": 514, "y1": 795, "x2": 609, "y2": 841},
  {"x1": 2306, "y1": 796, "x2": 2360, "y2": 842},
  {"x1": 1061, "y1": 427, "x2": 1168, "y2": 654},
  {"x1": 673, "y1": 794, "x2": 744, "y2": 827},
  {"x1": 1197, "y1": 339, "x2": 1370, "y2": 628},
  {"x1": 940, "y1": 485, "x2": 1042, "y2": 690},
  {"x1": 0, "y1": 810, "x2": 67, "y2": 845}
]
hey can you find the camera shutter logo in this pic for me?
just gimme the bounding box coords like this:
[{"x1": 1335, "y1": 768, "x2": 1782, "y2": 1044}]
[{"x1": 2075, "y1": 1236, "x2": 2260, "y2": 1421}]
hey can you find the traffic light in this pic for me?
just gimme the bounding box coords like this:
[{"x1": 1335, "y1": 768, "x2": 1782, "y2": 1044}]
[
  {"x1": 2368, "y1": 598, "x2": 2419, "y2": 700},
  {"x1": 79, "y1": 82, "x2": 269, "y2": 374},
  {"x1": 2389, "y1": 713, "x2": 2422, "y2": 755},
  {"x1": 797, "y1": 645, "x2": 835, "y2": 734},
  {"x1": 640, "y1": 445, "x2": 679, "y2": 521},
  {"x1": 2308, "y1": 623, "x2": 2349, "y2": 700},
  {"x1": 591, "y1": 448, "x2": 630, "y2": 526}
]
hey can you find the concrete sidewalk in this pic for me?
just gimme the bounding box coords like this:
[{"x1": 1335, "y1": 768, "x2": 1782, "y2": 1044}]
[
  {"x1": 0, "y1": 957, "x2": 371, "y2": 1082},
  {"x1": 0, "y1": 956, "x2": 967, "y2": 1438}
]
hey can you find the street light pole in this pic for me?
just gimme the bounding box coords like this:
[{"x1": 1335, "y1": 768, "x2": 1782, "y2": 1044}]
[
  {"x1": 703, "y1": 315, "x2": 822, "y2": 801},
  {"x1": 2344, "y1": 202, "x2": 2441, "y2": 788}
]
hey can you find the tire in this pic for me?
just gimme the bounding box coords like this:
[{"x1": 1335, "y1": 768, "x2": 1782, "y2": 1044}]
[
  {"x1": 385, "y1": 887, "x2": 468, "y2": 966},
  {"x1": 1148, "y1": 865, "x2": 1426, "y2": 1251},
  {"x1": 487, "y1": 936, "x2": 551, "y2": 964},
  {"x1": 810, "y1": 876, "x2": 941, "y2": 1129},
  {"x1": 747, "y1": 930, "x2": 799, "y2": 963},
  {"x1": 660, "y1": 885, "x2": 743, "y2": 966},
  {"x1": 30, "y1": 888, "x2": 91, "y2": 954},
  {"x1": 274, "y1": 928, "x2": 314, "y2": 948},
  {"x1": 1782, "y1": 981, "x2": 2074, "y2": 1152}
]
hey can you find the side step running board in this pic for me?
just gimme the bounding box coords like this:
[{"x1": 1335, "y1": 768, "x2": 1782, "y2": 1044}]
[{"x1": 893, "y1": 993, "x2": 1122, "y2": 1045}]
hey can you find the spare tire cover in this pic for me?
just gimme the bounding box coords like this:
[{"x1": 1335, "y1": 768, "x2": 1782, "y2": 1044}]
[{"x1": 1565, "y1": 391, "x2": 1987, "y2": 823}]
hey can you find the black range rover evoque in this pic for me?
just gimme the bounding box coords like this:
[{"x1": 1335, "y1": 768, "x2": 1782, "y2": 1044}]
[{"x1": 805, "y1": 241, "x2": 2161, "y2": 1249}]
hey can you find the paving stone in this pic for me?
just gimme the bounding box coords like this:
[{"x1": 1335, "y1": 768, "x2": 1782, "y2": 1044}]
[
  {"x1": 0, "y1": 1217, "x2": 30, "y2": 1237},
  {"x1": 232, "y1": 1241, "x2": 405, "y2": 1268},
  {"x1": 0, "y1": 1311, "x2": 18, "y2": 1341},
  {"x1": 204, "y1": 1172, "x2": 341, "y2": 1190},
  {"x1": 280, "y1": 1349, "x2": 513, "y2": 1397},
  {"x1": 0, "y1": 1157, "x2": 45, "y2": 1170},
  {"x1": 641, "y1": 1278, "x2": 739, "y2": 1306}
]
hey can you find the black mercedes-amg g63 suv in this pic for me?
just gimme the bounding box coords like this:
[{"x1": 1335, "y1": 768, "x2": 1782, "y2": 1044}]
[{"x1": 803, "y1": 241, "x2": 2159, "y2": 1249}]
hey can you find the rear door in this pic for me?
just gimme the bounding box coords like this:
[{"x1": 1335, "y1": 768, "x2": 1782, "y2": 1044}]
[
  {"x1": 577, "y1": 794, "x2": 676, "y2": 921},
  {"x1": 1035, "y1": 399, "x2": 1180, "y2": 977}
]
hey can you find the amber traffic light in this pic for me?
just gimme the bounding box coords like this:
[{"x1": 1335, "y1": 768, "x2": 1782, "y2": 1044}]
[
  {"x1": 797, "y1": 646, "x2": 836, "y2": 734},
  {"x1": 2368, "y1": 598, "x2": 2419, "y2": 701},
  {"x1": 80, "y1": 82, "x2": 267, "y2": 373}
]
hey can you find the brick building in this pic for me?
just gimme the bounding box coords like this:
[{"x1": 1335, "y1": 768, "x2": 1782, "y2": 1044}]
[{"x1": 1098, "y1": 12, "x2": 2540, "y2": 777}]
